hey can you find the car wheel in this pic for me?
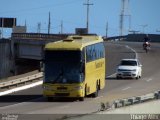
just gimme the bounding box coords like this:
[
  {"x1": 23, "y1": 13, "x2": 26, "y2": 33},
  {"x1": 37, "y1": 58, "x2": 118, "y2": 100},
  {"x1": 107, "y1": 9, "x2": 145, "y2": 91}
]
[
  {"x1": 136, "y1": 75, "x2": 140, "y2": 80},
  {"x1": 116, "y1": 76, "x2": 120, "y2": 79}
]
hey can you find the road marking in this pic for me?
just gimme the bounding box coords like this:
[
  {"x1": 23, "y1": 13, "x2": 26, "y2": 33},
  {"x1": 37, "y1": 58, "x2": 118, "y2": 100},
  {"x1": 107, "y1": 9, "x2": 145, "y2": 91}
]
[
  {"x1": 146, "y1": 78, "x2": 153, "y2": 82},
  {"x1": 125, "y1": 45, "x2": 138, "y2": 59},
  {"x1": 95, "y1": 96, "x2": 103, "y2": 99},
  {"x1": 122, "y1": 86, "x2": 131, "y2": 91},
  {"x1": 0, "y1": 81, "x2": 43, "y2": 96},
  {"x1": 59, "y1": 105, "x2": 70, "y2": 109},
  {"x1": 106, "y1": 73, "x2": 116, "y2": 79},
  {"x1": 106, "y1": 45, "x2": 138, "y2": 80}
]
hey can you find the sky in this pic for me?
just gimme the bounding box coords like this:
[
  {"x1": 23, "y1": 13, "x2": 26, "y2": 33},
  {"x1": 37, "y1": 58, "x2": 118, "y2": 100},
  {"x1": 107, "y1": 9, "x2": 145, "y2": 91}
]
[{"x1": 0, "y1": 0, "x2": 160, "y2": 37}]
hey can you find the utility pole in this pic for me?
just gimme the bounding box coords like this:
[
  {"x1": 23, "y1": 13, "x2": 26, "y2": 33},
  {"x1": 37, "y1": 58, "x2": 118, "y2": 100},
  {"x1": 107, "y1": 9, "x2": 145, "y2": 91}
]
[
  {"x1": 119, "y1": 0, "x2": 131, "y2": 36},
  {"x1": 48, "y1": 12, "x2": 51, "y2": 34},
  {"x1": 83, "y1": 0, "x2": 93, "y2": 34},
  {"x1": 25, "y1": 20, "x2": 27, "y2": 27},
  {"x1": 0, "y1": 30, "x2": 1, "y2": 39},
  {"x1": 129, "y1": 15, "x2": 131, "y2": 31},
  {"x1": 1, "y1": 18, "x2": 4, "y2": 38},
  {"x1": 120, "y1": 0, "x2": 125, "y2": 36},
  {"x1": 37, "y1": 22, "x2": 41, "y2": 33},
  {"x1": 106, "y1": 21, "x2": 108, "y2": 38},
  {"x1": 60, "y1": 20, "x2": 63, "y2": 34},
  {"x1": 24, "y1": 20, "x2": 27, "y2": 32}
]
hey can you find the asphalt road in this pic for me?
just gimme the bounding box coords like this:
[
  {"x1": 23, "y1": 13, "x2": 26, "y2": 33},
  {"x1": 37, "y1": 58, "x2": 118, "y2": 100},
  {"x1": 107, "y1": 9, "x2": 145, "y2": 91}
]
[{"x1": 0, "y1": 41, "x2": 160, "y2": 115}]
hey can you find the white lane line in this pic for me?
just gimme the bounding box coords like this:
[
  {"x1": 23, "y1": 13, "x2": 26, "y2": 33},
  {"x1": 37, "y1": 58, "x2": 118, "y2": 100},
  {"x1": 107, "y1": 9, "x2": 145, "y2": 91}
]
[
  {"x1": 146, "y1": 78, "x2": 153, "y2": 82},
  {"x1": 106, "y1": 45, "x2": 138, "y2": 79},
  {"x1": 95, "y1": 96, "x2": 103, "y2": 99},
  {"x1": 122, "y1": 86, "x2": 131, "y2": 91},
  {"x1": 125, "y1": 45, "x2": 138, "y2": 59},
  {"x1": 59, "y1": 105, "x2": 70, "y2": 109},
  {"x1": 0, "y1": 81, "x2": 43, "y2": 96},
  {"x1": 106, "y1": 73, "x2": 116, "y2": 78}
]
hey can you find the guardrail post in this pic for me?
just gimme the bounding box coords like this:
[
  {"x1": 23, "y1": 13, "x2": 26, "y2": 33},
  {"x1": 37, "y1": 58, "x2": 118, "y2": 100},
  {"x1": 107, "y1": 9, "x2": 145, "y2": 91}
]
[
  {"x1": 114, "y1": 101, "x2": 120, "y2": 108},
  {"x1": 100, "y1": 102, "x2": 105, "y2": 111},
  {"x1": 120, "y1": 100, "x2": 124, "y2": 107},
  {"x1": 135, "y1": 97, "x2": 141, "y2": 104},
  {"x1": 155, "y1": 91, "x2": 160, "y2": 99},
  {"x1": 114, "y1": 102, "x2": 118, "y2": 108},
  {"x1": 128, "y1": 98, "x2": 134, "y2": 105},
  {"x1": 105, "y1": 102, "x2": 110, "y2": 110}
]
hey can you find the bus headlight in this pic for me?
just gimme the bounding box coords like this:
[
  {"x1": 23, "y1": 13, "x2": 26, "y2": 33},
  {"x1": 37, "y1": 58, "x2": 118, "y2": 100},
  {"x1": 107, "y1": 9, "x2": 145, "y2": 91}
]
[{"x1": 74, "y1": 86, "x2": 83, "y2": 90}]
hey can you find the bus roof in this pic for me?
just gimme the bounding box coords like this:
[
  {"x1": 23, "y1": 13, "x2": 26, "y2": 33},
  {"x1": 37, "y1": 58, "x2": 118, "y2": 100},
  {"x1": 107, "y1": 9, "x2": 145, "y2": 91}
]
[{"x1": 45, "y1": 35, "x2": 103, "y2": 50}]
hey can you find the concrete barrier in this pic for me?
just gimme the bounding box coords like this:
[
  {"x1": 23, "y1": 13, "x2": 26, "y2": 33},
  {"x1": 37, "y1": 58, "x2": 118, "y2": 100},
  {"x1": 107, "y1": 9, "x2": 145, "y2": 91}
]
[
  {"x1": 0, "y1": 72, "x2": 43, "y2": 90},
  {"x1": 100, "y1": 90, "x2": 160, "y2": 111}
]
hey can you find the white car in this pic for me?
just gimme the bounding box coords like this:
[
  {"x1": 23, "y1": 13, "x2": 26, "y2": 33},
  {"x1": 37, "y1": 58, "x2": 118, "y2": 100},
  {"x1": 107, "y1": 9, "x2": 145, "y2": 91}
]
[{"x1": 116, "y1": 59, "x2": 142, "y2": 79}]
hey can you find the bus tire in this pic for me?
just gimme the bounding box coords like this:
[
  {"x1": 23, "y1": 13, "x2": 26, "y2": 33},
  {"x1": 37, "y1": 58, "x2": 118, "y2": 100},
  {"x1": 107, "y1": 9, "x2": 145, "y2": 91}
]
[
  {"x1": 92, "y1": 83, "x2": 99, "y2": 98},
  {"x1": 47, "y1": 97, "x2": 53, "y2": 102},
  {"x1": 98, "y1": 80, "x2": 101, "y2": 90},
  {"x1": 85, "y1": 85, "x2": 87, "y2": 96},
  {"x1": 79, "y1": 97, "x2": 84, "y2": 101}
]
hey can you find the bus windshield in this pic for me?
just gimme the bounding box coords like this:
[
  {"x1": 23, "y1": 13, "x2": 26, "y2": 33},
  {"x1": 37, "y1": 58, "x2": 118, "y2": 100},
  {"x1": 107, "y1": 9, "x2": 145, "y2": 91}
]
[{"x1": 44, "y1": 50, "x2": 84, "y2": 84}]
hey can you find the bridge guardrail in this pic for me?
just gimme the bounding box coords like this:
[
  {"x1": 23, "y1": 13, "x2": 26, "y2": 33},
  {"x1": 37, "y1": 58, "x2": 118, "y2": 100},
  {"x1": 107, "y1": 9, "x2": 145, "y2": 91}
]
[
  {"x1": 0, "y1": 72, "x2": 43, "y2": 90},
  {"x1": 100, "y1": 90, "x2": 160, "y2": 111}
]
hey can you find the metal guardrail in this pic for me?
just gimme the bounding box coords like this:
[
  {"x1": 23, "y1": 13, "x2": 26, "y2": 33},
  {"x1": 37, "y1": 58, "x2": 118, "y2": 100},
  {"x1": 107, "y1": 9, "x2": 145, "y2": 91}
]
[
  {"x1": 0, "y1": 72, "x2": 43, "y2": 89},
  {"x1": 100, "y1": 90, "x2": 160, "y2": 111}
]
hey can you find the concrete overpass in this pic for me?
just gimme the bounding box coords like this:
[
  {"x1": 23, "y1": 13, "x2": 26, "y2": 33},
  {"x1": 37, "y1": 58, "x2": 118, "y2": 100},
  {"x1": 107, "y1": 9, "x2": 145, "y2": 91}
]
[
  {"x1": 9, "y1": 33, "x2": 72, "y2": 75},
  {"x1": 12, "y1": 33, "x2": 160, "y2": 61},
  {"x1": 105, "y1": 34, "x2": 160, "y2": 42},
  {"x1": 11, "y1": 33, "x2": 71, "y2": 60},
  {"x1": 104, "y1": 35, "x2": 127, "y2": 41}
]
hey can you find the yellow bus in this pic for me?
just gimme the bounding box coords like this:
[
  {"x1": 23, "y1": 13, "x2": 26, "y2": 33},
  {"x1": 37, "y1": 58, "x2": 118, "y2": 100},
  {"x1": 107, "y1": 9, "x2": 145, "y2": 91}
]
[{"x1": 43, "y1": 35, "x2": 105, "y2": 101}]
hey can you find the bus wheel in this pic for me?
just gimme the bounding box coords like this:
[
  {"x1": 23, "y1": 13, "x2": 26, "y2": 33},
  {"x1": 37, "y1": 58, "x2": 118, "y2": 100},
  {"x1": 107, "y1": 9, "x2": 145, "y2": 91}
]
[
  {"x1": 92, "y1": 84, "x2": 99, "y2": 98},
  {"x1": 79, "y1": 97, "x2": 84, "y2": 101},
  {"x1": 47, "y1": 97, "x2": 53, "y2": 102}
]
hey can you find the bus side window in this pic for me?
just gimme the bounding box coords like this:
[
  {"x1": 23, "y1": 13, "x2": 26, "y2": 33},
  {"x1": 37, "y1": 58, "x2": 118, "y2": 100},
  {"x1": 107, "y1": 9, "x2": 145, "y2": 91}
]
[{"x1": 80, "y1": 48, "x2": 85, "y2": 73}]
